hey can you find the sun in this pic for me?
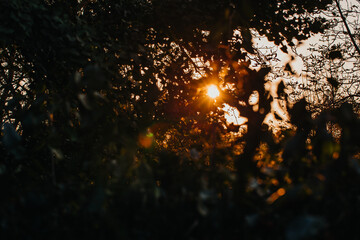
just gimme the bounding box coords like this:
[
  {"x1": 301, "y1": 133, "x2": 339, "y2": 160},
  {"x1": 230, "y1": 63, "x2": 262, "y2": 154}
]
[{"x1": 207, "y1": 85, "x2": 220, "y2": 99}]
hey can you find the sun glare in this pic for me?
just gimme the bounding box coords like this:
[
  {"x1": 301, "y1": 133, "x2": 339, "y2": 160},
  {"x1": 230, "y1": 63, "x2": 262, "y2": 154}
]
[{"x1": 207, "y1": 85, "x2": 220, "y2": 99}]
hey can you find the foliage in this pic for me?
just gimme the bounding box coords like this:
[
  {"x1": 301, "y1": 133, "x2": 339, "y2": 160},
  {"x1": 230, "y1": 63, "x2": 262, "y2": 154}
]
[
  {"x1": 290, "y1": 0, "x2": 360, "y2": 113},
  {"x1": 0, "y1": 0, "x2": 359, "y2": 239}
]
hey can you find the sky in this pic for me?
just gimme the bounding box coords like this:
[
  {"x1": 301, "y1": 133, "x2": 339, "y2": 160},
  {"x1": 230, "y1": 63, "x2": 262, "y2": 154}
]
[{"x1": 200, "y1": 0, "x2": 360, "y2": 129}]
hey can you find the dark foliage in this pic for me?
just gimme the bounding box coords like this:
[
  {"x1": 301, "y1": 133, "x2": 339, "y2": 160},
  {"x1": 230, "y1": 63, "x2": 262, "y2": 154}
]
[{"x1": 0, "y1": 0, "x2": 359, "y2": 239}]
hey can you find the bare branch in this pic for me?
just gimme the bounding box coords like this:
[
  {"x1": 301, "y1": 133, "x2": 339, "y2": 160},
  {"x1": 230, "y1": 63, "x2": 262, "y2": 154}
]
[{"x1": 335, "y1": 0, "x2": 360, "y2": 56}]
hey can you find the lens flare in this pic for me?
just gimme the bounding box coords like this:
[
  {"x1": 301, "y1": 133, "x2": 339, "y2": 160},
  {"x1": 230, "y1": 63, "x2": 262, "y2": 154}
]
[{"x1": 207, "y1": 85, "x2": 220, "y2": 99}]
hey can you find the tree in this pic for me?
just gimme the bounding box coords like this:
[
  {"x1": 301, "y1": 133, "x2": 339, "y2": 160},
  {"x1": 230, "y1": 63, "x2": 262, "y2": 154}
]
[
  {"x1": 290, "y1": 0, "x2": 360, "y2": 113},
  {"x1": 1, "y1": 0, "x2": 359, "y2": 239}
]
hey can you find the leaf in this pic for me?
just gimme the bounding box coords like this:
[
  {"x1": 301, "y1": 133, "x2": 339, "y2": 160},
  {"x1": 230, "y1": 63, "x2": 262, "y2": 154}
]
[
  {"x1": 288, "y1": 98, "x2": 309, "y2": 128},
  {"x1": 284, "y1": 63, "x2": 295, "y2": 74},
  {"x1": 227, "y1": 123, "x2": 240, "y2": 132},
  {"x1": 327, "y1": 50, "x2": 342, "y2": 60},
  {"x1": 50, "y1": 147, "x2": 64, "y2": 160},
  {"x1": 78, "y1": 93, "x2": 92, "y2": 110},
  {"x1": 2, "y1": 123, "x2": 25, "y2": 159},
  {"x1": 326, "y1": 77, "x2": 339, "y2": 88},
  {"x1": 241, "y1": 28, "x2": 254, "y2": 54},
  {"x1": 277, "y1": 81, "x2": 286, "y2": 97},
  {"x1": 280, "y1": 45, "x2": 288, "y2": 53},
  {"x1": 2, "y1": 123, "x2": 21, "y2": 148},
  {"x1": 274, "y1": 112, "x2": 283, "y2": 120}
]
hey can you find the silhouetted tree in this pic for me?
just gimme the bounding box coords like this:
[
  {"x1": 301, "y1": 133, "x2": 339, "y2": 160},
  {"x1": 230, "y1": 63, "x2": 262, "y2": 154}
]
[
  {"x1": 1, "y1": 0, "x2": 359, "y2": 239},
  {"x1": 290, "y1": 0, "x2": 360, "y2": 113}
]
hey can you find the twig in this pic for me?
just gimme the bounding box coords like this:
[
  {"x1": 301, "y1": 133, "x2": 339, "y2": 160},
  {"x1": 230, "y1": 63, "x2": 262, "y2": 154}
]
[{"x1": 335, "y1": 0, "x2": 360, "y2": 56}]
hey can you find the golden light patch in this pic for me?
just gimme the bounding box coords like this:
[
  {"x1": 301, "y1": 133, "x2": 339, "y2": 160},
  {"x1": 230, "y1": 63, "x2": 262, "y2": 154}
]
[
  {"x1": 266, "y1": 188, "x2": 286, "y2": 204},
  {"x1": 207, "y1": 85, "x2": 220, "y2": 99},
  {"x1": 277, "y1": 188, "x2": 286, "y2": 196},
  {"x1": 138, "y1": 132, "x2": 154, "y2": 148}
]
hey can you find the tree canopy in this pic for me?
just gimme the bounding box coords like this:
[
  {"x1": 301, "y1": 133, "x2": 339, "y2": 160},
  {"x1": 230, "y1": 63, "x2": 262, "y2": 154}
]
[{"x1": 0, "y1": 0, "x2": 359, "y2": 239}]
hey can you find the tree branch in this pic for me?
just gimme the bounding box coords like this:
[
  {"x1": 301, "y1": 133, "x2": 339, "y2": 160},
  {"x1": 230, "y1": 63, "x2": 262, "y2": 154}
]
[{"x1": 335, "y1": 0, "x2": 360, "y2": 56}]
